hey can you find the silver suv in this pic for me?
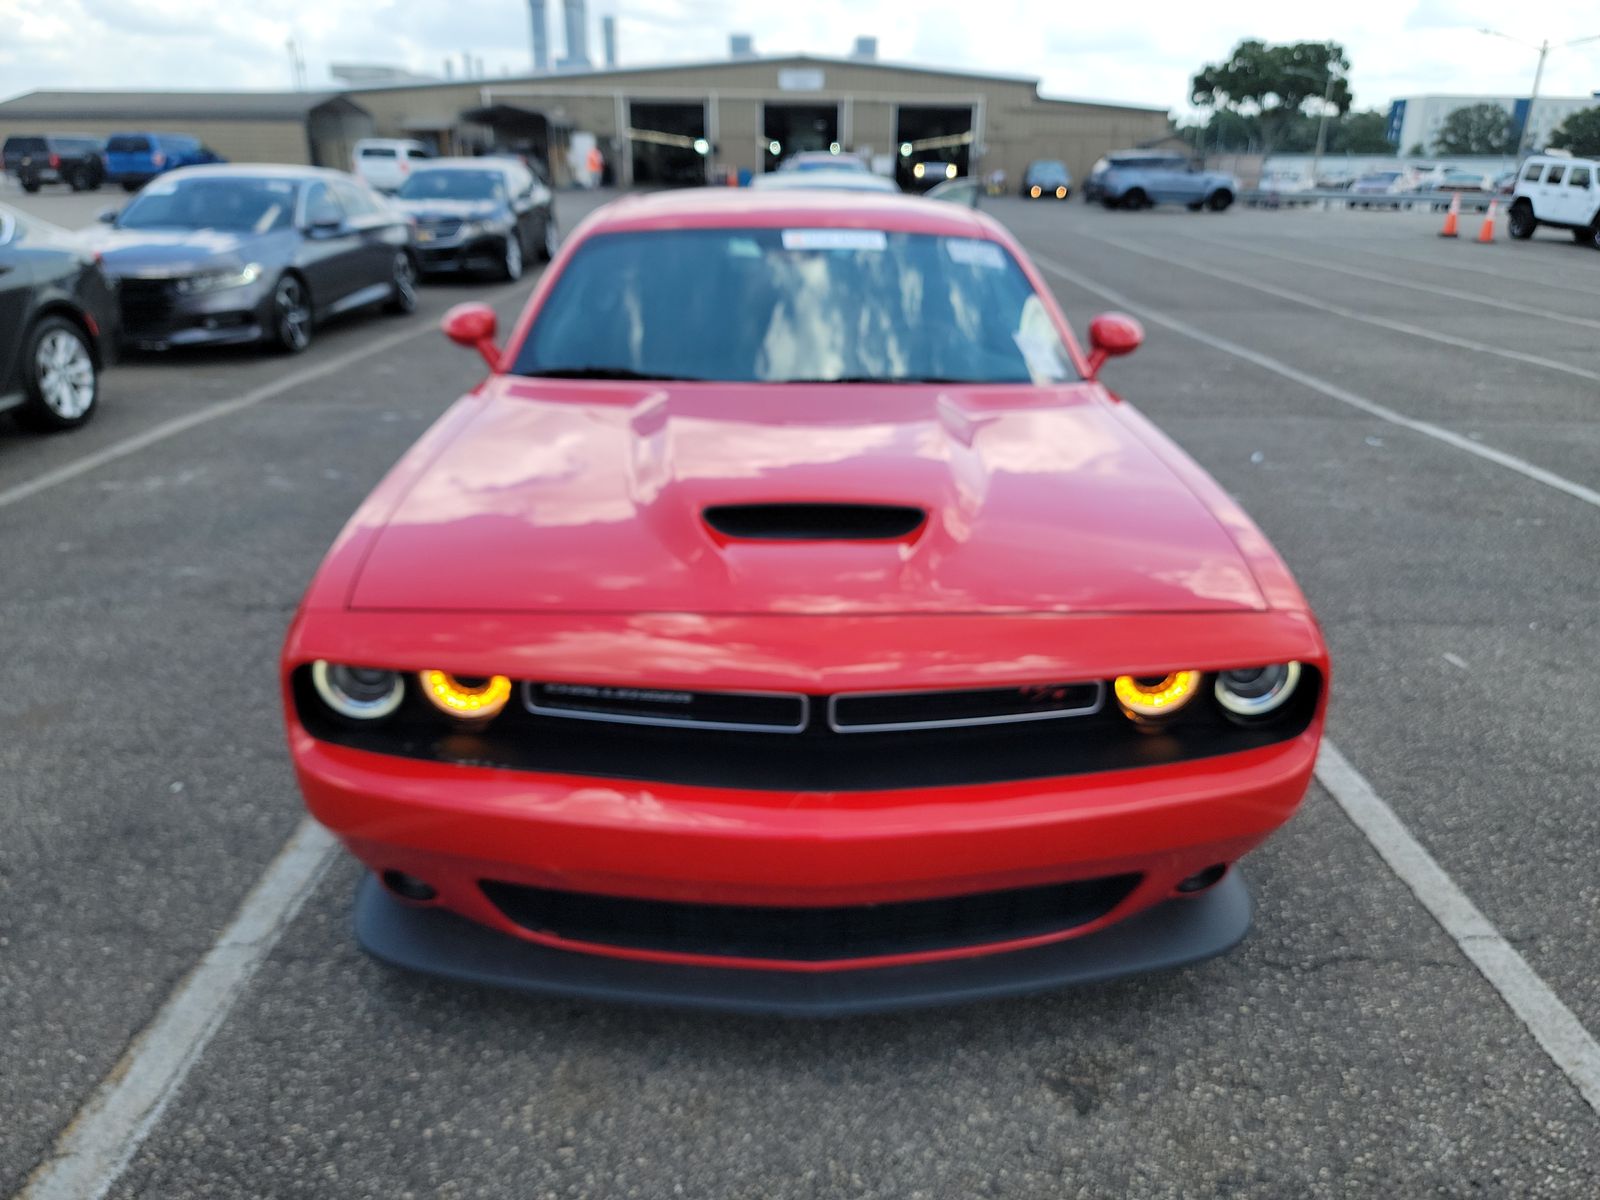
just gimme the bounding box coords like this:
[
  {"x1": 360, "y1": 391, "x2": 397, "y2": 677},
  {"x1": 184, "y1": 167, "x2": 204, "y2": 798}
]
[{"x1": 1509, "y1": 154, "x2": 1600, "y2": 248}]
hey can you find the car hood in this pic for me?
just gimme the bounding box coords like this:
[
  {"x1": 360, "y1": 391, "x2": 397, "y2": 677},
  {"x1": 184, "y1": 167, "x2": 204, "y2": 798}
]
[
  {"x1": 348, "y1": 380, "x2": 1269, "y2": 615},
  {"x1": 87, "y1": 227, "x2": 287, "y2": 276},
  {"x1": 393, "y1": 198, "x2": 502, "y2": 221}
]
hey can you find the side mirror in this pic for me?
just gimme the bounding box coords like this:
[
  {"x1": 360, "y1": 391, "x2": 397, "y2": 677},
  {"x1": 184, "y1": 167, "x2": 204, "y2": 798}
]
[
  {"x1": 97, "y1": 208, "x2": 119, "y2": 225},
  {"x1": 307, "y1": 217, "x2": 342, "y2": 238},
  {"x1": 442, "y1": 302, "x2": 500, "y2": 369},
  {"x1": 1085, "y1": 312, "x2": 1143, "y2": 380}
]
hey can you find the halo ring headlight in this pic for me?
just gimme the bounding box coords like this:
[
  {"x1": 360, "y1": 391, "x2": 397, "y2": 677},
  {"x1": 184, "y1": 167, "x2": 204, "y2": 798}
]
[
  {"x1": 1215, "y1": 662, "x2": 1302, "y2": 717},
  {"x1": 419, "y1": 670, "x2": 512, "y2": 720},
  {"x1": 1113, "y1": 671, "x2": 1202, "y2": 719},
  {"x1": 311, "y1": 661, "x2": 404, "y2": 720}
]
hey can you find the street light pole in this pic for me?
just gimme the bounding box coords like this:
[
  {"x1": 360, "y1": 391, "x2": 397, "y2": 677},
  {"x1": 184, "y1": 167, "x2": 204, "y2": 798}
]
[
  {"x1": 1479, "y1": 29, "x2": 1600, "y2": 153},
  {"x1": 1311, "y1": 68, "x2": 1337, "y2": 186}
]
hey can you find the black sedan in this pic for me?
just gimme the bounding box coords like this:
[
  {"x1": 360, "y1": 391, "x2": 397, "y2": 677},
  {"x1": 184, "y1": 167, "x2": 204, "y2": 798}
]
[
  {"x1": 392, "y1": 157, "x2": 556, "y2": 280},
  {"x1": 89, "y1": 165, "x2": 417, "y2": 354},
  {"x1": 0, "y1": 203, "x2": 118, "y2": 432}
]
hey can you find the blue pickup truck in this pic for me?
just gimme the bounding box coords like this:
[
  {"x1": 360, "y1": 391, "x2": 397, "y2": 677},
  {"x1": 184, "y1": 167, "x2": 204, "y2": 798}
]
[
  {"x1": 103, "y1": 133, "x2": 225, "y2": 191},
  {"x1": 1084, "y1": 151, "x2": 1237, "y2": 212}
]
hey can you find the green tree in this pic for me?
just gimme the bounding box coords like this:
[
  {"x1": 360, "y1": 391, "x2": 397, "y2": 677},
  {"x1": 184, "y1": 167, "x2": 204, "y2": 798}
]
[
  {"x1": 1433, "y1": 104, "x2": 1516, "y2": 155},
  {"x1": 1191, "y1": 40, "x2": 1352, "y2": 157},
  {"x1": 1549, "y1": 106, "x2": 1600, "y2": 157},
  {"x1": 1332, "y1": 110, "x2": 1395, "y2": 154}
]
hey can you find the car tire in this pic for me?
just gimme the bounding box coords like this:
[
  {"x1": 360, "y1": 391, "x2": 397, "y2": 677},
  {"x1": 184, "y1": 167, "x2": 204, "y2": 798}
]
[
  {"x1": 1206, "y1": 189, "x2": 1233, "y2": 212},
  {"x1": 500, "y1": 232, "x2": 524, "y2": 281},
  {"x1": 121, "y1": 182, "x2": 139, "y2": 192},
  {"x1": 270, "y1": 274, "x2": 313, "y2": 354},
  {"x1": 67, "y1": 169, "x2": 86, "y2": 193},
  {"x1": 21, "y1": 178, "x2": 41, "y2": 194},
  {"x1": 384, "y1": 251, "x2": 418, "y2": 314},
  {"x1": 1122, "y1": 189, "x2": 1149, "y2": 210},
  {"x1": 1508, "y1": 201, "x2": 1536, "y2": 240},
  {"x1": 17, "y1": 316, "x2": 98, "y2": 432},
  {"x1": 1580, "y1": 223, "x2": 1600, "y2": 251},
  {"x1": 538, "y1": 215, "x2": 559, "y2": 262}
]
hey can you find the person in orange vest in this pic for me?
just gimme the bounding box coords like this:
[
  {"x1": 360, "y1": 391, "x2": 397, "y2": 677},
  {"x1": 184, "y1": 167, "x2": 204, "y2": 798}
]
[{"x1": 586, "y1": 145, "x2": 604, "y2": 189}]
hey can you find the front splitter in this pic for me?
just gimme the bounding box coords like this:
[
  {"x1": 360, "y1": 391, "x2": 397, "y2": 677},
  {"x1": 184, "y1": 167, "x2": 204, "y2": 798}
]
[{"x1": 354, "y1": 872, "x2": 1251, "y2": 1016}]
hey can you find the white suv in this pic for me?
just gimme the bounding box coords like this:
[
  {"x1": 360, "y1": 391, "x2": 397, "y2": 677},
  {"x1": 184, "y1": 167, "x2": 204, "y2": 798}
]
[
  {"x1": 352, "y1": 139, "x2": 433, "y2": 193},
  {"x1": 1509, "y1": 154, "x2": 1600, "y2": 248}
]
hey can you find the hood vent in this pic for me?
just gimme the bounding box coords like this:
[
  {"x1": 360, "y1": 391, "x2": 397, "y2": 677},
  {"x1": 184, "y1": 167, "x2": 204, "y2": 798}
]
[{"x1": 703, "y1": 503, "x2": 926, "y2": 542}]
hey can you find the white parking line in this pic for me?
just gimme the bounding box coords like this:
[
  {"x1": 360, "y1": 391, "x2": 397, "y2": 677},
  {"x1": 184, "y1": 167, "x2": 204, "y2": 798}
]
[
  {"x1": 1316, "y1": 742, "x2": 1600, "y2": 1114},
  {"x1": 1032, "y1": 255, "x2": 1600, "y2": 512},
  {"x1": 0, "y1": 281, "x2": 530, "y2": 514},
  {"x1": 18, "y1": 819, "x2": 337, "y2": 1200},
  {"x1": 1072, "y1": 233, "x2": 1600, "y2": 386},
  {"x1": 1214, "y1": 242, "x2": 1600, "y2": 334}
]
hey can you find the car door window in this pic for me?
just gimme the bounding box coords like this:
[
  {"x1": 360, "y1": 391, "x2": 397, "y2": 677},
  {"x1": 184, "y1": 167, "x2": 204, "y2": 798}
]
[
  {"x1": 303, "y1": 182, "x2": 345, "y2": 228},
  {"x1": 1569, "y1": 167, "x2": 1591, "y2": 189},
  {"x1": 331, "y1": 179, "x2": 380, "y2": 219},
  {"x1": 1522, "y1": 162, "x2": 1544, "y2": 182},
  {"x1": 1545, "y1": 165, "x2": 1565, "y2": 185}
]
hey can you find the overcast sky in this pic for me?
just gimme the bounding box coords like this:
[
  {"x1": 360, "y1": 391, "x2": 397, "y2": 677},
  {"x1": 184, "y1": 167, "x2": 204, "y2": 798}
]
[{"x1": 4, "y1": 0, "x2": 1599, "y2": 116}]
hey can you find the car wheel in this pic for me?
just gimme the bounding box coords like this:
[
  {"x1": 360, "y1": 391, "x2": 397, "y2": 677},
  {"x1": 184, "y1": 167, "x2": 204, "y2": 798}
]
[
  {"x1": 539, "y1": 215, "x2": 559, "y2": 262},
  {"x1": 1507, "y1": 201, "x2": 1536, "y2": 240},
  {"x1": 1122, "y1": 189, "x2": 1149, "y2": 210},
  {"x1": 1583, "y1": 223, "x2": 1600, "y2": 251},
  {"x1": 121, "y1": 182, "x2": 139, "y2": 192},
  {"x1": 501, "y1": 232, "x2": 524, "y2": 281},
  {"x1": 21, "y1": 178, "x2": 41, "y2": 193},
  {"x1": 1207, "y1": 189, "x2": 1233, "y2": 212},
  {"x1": 384, "y1": 251, "x2": 418, "y2": 314},
  {"x1": 271, "y1": 275, "x2": 313, "y2": 354},
  {"x1": 67, "y1": 169, "x2": 86, "y2": 193},
  {"x1": 18, "y1": 316, "x2": 98, "y2": 431}
]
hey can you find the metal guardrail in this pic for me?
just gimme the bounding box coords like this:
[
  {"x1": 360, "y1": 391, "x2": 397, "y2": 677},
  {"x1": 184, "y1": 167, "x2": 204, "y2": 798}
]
[{"x1": 1242, "y1": 188, "x2": 1503, "y2": 211}]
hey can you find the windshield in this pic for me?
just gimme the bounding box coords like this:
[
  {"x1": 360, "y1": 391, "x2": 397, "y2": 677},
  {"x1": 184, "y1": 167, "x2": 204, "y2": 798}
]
[
  {"x1": 116, "y1": 177, "x2": 298, "y2": 233},
  {"x1": 514, "y1": 228, "x2": 1074, "y2": 385},
  {"x1": 1029, "y1": 161, "x2": 1069, "y2": 182},
  {"x1": 396, "y1": 169, "x2": 506, "y2": 201}
]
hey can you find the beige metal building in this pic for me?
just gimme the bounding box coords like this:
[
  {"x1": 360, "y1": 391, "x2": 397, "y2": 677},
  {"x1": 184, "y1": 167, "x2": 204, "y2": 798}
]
[
  {"x1": 0, "y1": 91, "x2": 375, "y2": 169},
  {"x1": 350, "y1": 54, "x2": 1170, "y2": 189}
]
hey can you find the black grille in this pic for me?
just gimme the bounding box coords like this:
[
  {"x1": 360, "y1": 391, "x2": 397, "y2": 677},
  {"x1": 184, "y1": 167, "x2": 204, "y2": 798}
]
[
  {"x1": 480, "y1": 874, "x2": 1141, "y2": 961},
  {"x1": 527, "y1": 682, "x2": 806, "y2": 731},
  {"x1": 704, "y1": 503, "x2": 925, "y2": 541},
  {"x1": 830, "y1": 682, "x2": 1102, "y2": 731},
  {"x1": 117, "y1": 278, "x2": 176, "y2": 332},
  {"x1": 417, "y1": 217, "x2": 463, "y2": 239}
]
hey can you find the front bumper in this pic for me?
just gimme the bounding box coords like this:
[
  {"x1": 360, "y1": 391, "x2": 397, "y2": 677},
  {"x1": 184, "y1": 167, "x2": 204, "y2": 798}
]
[
  {"x1": 414, "y1": 233, "x2": 507, "y2": 274},
  {"x1": 355, "y1": 867, "x2": 1252, "y2": 1015},
  {"x1": 115, "y1": 280, "x2": 273, "y2": 351}
]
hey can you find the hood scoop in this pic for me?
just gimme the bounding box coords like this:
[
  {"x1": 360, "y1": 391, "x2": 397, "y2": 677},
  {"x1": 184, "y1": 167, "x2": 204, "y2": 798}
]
[{"x1": 703, "y1": 503, "x2": 927, "y2": 542}]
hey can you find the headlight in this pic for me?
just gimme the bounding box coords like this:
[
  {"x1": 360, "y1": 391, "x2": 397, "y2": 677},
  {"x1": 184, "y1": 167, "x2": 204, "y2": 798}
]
[
  {"x1": 175, "y1": 263, "x2": 263, "y2": 294},
  {"x1": 945, "y1": 163, "x2": 957, "y2": 180},
  {"x1": 1214, "y1": 663, "x2": 1302, "y2": 717},
  {"x1": 1030, "y1": 185, "x2": 1041, "y2": 197},
  {"x1": 913, "y1": 163, "x2": 926, "y2": 179},
  {"x1": 419, "y1": 670, "x2": 512, "y2": 720},
  {"x1": 1055, "y1": 186, "x2": 1067, "y2": 198},
  {"x1": 311, "y1": 661, "x2": 404, "y2": 720},
  {"x1": 1113, "y1": 671, "x2": 1202, "y2": 719}
]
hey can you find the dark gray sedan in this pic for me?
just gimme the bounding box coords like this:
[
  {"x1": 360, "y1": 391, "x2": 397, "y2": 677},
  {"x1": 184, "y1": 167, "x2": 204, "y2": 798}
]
[
  {"x1": 90, "y1": 165, "x2": 417, "y2": 354},
  {"x1": 392, "y1": 157, "x2": 556, "y2": 280},
  {"x1": 0, "y1": 203, "x2": 118, "y2": 431}
]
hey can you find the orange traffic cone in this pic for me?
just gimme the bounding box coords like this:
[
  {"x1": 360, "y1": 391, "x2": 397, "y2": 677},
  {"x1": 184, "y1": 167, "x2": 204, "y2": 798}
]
[
  {"x1": 1439, "y1": 192, "x2": 1460, "y2": 237},
  {"x1": 1477, "y1": 199, "x2": 1498, "y2": 244}
]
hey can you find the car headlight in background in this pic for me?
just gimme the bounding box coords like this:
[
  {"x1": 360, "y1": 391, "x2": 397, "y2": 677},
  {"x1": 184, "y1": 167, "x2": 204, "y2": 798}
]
[
  {"x1": 311, "y1": 661, "x2": 405, "y2": 720},
  {"x1": 1055, "y1": 185, "x2": 1067, "y2": 198},
  {"x1": 1030, "y1": 185, "x2": 1042, "y2": 197},
  {"x1": 1113, "y1": 671, "x2": 1202, "y2": 719},
  {"x1": 945, "y1": 163, "x2": 958, "y2": 180},
  {"x1": 419, "y1": 670, "x2": 512, "y2": 720},
  {"x1": 175, "y1": 263, "x2": 263, "y2": 295},
  {"x1": 1214, "y1": 663, "x2": 1302, "y2": 717},
  {"x1": 913, "y1": 162, "x2": 926, "y2": 179}
]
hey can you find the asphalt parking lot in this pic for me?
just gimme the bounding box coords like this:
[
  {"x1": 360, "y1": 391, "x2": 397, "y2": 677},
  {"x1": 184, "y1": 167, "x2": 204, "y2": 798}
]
[{"x1": 3, "y1": 185, "x2": 1599, "y2": 1198}]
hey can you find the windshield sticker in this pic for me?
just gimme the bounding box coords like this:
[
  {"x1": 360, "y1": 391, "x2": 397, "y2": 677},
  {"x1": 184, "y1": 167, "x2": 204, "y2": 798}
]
[
  {"x1": 944, "y1": 238, "x2": 1006, "y2": 270},
  {"x1": 781, "y1": 228, "x2": 887, "y2": 252}
]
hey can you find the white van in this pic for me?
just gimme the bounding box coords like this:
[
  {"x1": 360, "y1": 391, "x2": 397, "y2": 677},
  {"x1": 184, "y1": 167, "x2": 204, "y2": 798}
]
[
  {"x1": 352, "y1": 139, "x2": 433, "y2": 193},
  {"x1": 1509, "y1": 154, "x2": 1600, "y2": 248}
]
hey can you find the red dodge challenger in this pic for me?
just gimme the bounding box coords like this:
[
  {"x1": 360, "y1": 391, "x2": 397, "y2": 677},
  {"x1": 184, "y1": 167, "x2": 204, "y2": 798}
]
[{"x1": 282, "y1": 190, "x2": 1328, "y2": 1014}]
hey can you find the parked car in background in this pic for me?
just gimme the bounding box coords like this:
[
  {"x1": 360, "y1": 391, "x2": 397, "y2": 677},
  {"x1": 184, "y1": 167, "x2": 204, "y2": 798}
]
[
  {"x1": 1348, "y1": 170, "x2": 1407, "y2": 207},
  {"x1": 1, "y1": 134, "x2": 106, "y2": 192},
  {"x1": 0, "y1": 203, "x2": 118, "y2": 431},
  {"x1": 1417, "y1": 169, "x2": 1488, "y2": 195},
  {"x1": 392, "y1": 157, "x2": 555, "y2": 280},
  {"x1": 352, "y1": 139, "x2": 434, "y2": 193},
  {"x1": 104, "y1": 133, "x2": 223, "y2": 191},
  {"x1": 1020, "y1": 160, "x2": 1072, "y2": 200},
  {"x1": 778, "y1": 151, "x2": 869, "y2": 173},
  {"x1": 87, "y1": 165, "x2": 416, "y2": 354},
  {"x1": 1509, "y1": 155, "x2": 1600, "y2": 248},
  {"x1": 751, "y1": 170, "x2": 899, "y2": 194},
  {"x1": 1087, "y1": 152, "x2": 1236, "y2": 211},
  {"x1": 1493, "y1": 170, "x2": 1518, "y2": 196}
]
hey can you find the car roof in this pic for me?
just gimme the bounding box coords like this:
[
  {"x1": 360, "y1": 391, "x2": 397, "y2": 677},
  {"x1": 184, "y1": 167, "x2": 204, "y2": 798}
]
[
  {"x1": 580, "y1": 188, "x2": 993, "y2": 237},
  {"x1": 154, "y1": 163, "x2": 347, "y2": 182},
  {"x1": 409, "y1": 157, "x2": 516, "y2": 171}
]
